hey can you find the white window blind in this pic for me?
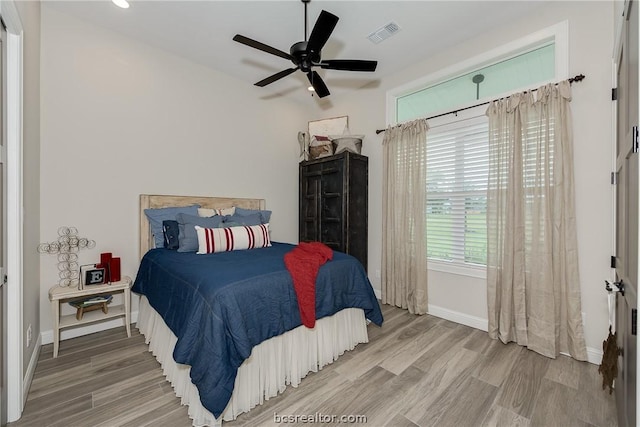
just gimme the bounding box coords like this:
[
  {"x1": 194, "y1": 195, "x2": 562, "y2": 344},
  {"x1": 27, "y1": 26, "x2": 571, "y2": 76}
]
[{"x1": 427, "y1": 116, "x2": 488, "y2": 266}]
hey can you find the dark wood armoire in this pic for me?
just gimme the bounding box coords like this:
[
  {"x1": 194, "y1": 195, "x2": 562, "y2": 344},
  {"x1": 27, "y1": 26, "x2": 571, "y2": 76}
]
[{"x1": 299, "y1": 151, "x2": 368, "y2": 270}]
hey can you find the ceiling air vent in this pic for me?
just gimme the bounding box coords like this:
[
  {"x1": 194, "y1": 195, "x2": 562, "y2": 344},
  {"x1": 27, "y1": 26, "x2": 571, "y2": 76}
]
[{"x1": 367, "y1": 21, "x2": 401, "y2": 44}]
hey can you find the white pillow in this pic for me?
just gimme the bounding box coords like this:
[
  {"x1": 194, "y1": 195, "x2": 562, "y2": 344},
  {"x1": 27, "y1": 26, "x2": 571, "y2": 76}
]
[
  {"x1": 195, "y1": 224, "x2": 271, "y2": 254},
  {"x1": 198, "y1": 207, "x2": 235, "y2": 217}
]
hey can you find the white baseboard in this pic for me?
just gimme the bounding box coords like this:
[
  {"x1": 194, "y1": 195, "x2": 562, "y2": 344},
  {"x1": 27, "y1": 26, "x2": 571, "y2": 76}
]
[
  {"x1": 570, "y1": 347, "x2": 603, "y2": 366},
  {"x1": 427, "y1": 303, "x2": 489, "y2": 332},
  {"x1": 422, "y1": 303, "x2": 604, "y2": 365},
  {"x1": 375, "y1": 293, "x2": 488, "y2": 331},
  {"x1": 23, "y1": 333, "x2": 41, "y2": 407},
  {"x1": 41, "y1": 310, "x2": 139, "y2": 345}
]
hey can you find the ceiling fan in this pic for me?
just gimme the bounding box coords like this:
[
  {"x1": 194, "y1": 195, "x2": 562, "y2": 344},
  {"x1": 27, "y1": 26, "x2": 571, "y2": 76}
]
[{"x1": 232, "y1": 0, "x2": 378, "y2": 98}]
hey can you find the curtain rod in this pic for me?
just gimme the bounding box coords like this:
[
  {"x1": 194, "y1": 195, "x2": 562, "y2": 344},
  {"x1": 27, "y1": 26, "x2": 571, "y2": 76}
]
[{"x1": 375, "y1": 74, "x2": 585, "y2": 135}]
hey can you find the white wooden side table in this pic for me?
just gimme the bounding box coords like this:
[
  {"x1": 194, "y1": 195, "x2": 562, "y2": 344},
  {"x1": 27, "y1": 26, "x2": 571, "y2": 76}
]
[{"x1": 48, "y1": 276, "x2": 132, "y2": 358}]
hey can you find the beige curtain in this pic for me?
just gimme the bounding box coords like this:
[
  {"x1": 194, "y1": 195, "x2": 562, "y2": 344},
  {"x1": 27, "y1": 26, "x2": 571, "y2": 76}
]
[
  {"x1": 381, "y1": 119, "x2": 429, "y2": 314},
  {"x1": 486, "y1": 81, "x2": 587, "y2": 360}
]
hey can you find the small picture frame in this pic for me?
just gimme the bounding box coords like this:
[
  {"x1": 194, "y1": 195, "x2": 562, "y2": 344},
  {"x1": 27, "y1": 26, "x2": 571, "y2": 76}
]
[
  {"x1": 84, "y1": 268, "x2": 106, "y2": 286},
  {"x1": 79, "y1": 264, "x2": 94, "y2": 289}
]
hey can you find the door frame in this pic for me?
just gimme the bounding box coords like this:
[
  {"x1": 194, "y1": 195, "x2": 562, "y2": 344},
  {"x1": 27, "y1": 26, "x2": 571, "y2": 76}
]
[
  {"x1": 0, "y1": 0, "x2": 23, "y2": 422},
  {"x1": 613, "y1": 1, "x2": 640, "y2": 423}
]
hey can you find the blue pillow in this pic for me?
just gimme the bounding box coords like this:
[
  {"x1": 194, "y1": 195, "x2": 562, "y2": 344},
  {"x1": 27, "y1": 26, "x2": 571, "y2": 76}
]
[
  {"x1": 221, "y1": 213, "x2": 263, "y2": 227},
  {"x1": 176, "y1": 213, "x2": 224, "y2": 252},
  {"x1": 144, "y1": 204, "x2": 200, "y2": 248},
  {"x1": 234, "y1": 207, "x2": 272, "y2": 224}
]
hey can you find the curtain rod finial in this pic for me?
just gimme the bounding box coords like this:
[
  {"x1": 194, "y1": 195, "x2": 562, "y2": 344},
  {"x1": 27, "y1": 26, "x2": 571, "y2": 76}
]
[{"x1": 570, "y1": 74, "x2": 585, "y2": 83}]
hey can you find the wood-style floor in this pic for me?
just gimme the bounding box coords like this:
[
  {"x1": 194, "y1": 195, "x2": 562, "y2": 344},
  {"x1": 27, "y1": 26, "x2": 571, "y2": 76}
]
[{"x1": 10, "y1": 304, "x2": 617, "y2": 427}]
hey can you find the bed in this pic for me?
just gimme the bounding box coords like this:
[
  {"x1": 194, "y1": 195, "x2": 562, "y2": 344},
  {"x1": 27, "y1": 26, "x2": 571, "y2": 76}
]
[{"x1": 133, "y1": 194, "x2": 383, "y2": 426}]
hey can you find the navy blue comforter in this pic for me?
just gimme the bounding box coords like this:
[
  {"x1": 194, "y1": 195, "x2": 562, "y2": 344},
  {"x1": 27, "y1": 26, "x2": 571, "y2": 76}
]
[{"x1": 132, "y1": 242, "x2": 383, "y2": 417}]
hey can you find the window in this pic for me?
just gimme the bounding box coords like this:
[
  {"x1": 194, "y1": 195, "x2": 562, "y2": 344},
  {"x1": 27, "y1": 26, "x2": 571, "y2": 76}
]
[
  {"x1": 396, "y1": 43, "x2": 556, "y2": 123},
  {"x1": 427, "y1": 116, "x2": 488, "y2": 266},
  {"x1": 387, "y1": 22, "x2": 567, "y2": 276}
]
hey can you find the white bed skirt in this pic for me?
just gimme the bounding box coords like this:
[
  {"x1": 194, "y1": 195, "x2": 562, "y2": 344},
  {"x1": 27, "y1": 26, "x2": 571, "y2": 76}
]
[{"x1": 137, "y1": 296, "x2": 369, "y2": 426}]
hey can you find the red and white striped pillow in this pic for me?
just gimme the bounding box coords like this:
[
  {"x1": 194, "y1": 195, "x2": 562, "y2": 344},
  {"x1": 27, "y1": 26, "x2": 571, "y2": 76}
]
[{"x1": 195, "y1": 224, "x2": 271, "y2": 254}]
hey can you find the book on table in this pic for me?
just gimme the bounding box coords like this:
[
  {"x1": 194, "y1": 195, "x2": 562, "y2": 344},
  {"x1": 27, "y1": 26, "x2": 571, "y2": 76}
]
[{"x1": 68, "y1": 295, "x2": 113, "y2": 309}]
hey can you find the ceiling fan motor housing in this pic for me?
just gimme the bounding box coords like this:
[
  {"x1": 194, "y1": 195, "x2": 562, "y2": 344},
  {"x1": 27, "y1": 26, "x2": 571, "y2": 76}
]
[{"x1": 290, "y1": 41, "x2": 320, "y2": 72}]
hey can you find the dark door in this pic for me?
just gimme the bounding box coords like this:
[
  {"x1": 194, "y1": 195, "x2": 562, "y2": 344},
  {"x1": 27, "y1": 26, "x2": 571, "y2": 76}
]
[{"x1": 615, "y1": 2, "x2": 638, "y2": 425}]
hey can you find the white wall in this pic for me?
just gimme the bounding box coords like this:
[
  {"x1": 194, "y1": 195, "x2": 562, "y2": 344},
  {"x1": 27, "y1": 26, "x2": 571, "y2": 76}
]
[
  {"x1": 324, "y1": 1, "x2": 615, "y2": 361},
  {"x1": 39, "y1": 6, "x2": 306, "y2": 337}
]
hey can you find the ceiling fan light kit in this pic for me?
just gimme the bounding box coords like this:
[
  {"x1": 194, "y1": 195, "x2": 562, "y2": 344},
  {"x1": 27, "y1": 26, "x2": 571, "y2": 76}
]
[
  {"x1": 112, "y1": 0, "x2": 130, "y2": 9},
  {"x1": 233, "y1": 0, "x2": 378, "y2": 98}
]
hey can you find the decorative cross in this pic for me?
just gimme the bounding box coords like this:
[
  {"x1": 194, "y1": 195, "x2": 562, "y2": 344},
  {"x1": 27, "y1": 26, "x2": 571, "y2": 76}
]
[{"x1": 38, "y1": 226, "x2": 95, "y2": 287}]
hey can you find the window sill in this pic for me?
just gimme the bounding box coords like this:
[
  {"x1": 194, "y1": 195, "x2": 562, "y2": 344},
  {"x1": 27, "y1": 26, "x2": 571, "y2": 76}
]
[{"x1": 427, "y1": 259, "x2": 486, "y2": 279}]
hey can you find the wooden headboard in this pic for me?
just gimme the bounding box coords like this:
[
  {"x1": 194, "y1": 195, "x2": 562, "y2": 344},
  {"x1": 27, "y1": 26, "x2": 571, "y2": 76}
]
[{"x1": 139, "y1": 194, "x2": 266, "y2": 260}]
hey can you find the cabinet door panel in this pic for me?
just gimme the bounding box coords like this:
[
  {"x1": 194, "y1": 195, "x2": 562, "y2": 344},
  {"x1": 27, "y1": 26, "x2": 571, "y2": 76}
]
[
  {"x1": 320, "y1": 163, "x2": 344, "y2": 249},
  {"x1": 346, "y1": 156, "x2": 369, "y2": 267},
  {"x1": 322, "y1": 193, "x2": 342, "y2": 222},
  {"x1": 321, "y1": 215, "x2": 343, "y2": 249},
  {"x1": 300, "y1": 174, "x2": 321, "y2": 242}
]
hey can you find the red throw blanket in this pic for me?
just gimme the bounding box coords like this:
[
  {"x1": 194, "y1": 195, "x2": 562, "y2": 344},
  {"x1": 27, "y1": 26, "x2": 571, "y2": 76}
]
[{"x1": 284, "y1": 242, "x2": 333, "y2": 328}]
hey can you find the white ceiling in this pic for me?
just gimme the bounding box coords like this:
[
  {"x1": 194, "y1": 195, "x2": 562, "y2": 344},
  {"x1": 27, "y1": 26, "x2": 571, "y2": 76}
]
[{"x1": 46, "y1": 0, "x2": 549, "y2": 103}]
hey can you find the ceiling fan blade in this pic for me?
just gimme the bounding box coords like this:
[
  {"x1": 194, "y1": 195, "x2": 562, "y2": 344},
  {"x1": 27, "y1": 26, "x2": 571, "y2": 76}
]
[
  {"x1": 307, "y1": 71, "x2": 330, "y2": 98},
  {"x1": 233, "y1": 34, "x2": 293, "y2": 61},
  {"x1": 307, "y1": 10, "x2": 339, "y2": 53},
  {"x1": 255, "y1": 68, "x2": 299, "y2": 87},
  {"x1": 319, "y1": 60, "x2": 378, "y2": 72}
]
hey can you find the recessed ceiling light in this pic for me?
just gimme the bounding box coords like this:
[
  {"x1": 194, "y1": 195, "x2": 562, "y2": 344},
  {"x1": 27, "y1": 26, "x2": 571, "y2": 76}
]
[
  {"x1": 307, "y1": 86, "x2": 315, "y2": 92},
  {"x1": 112, "y1": 0, "x2": 130, "y2": 9}
]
